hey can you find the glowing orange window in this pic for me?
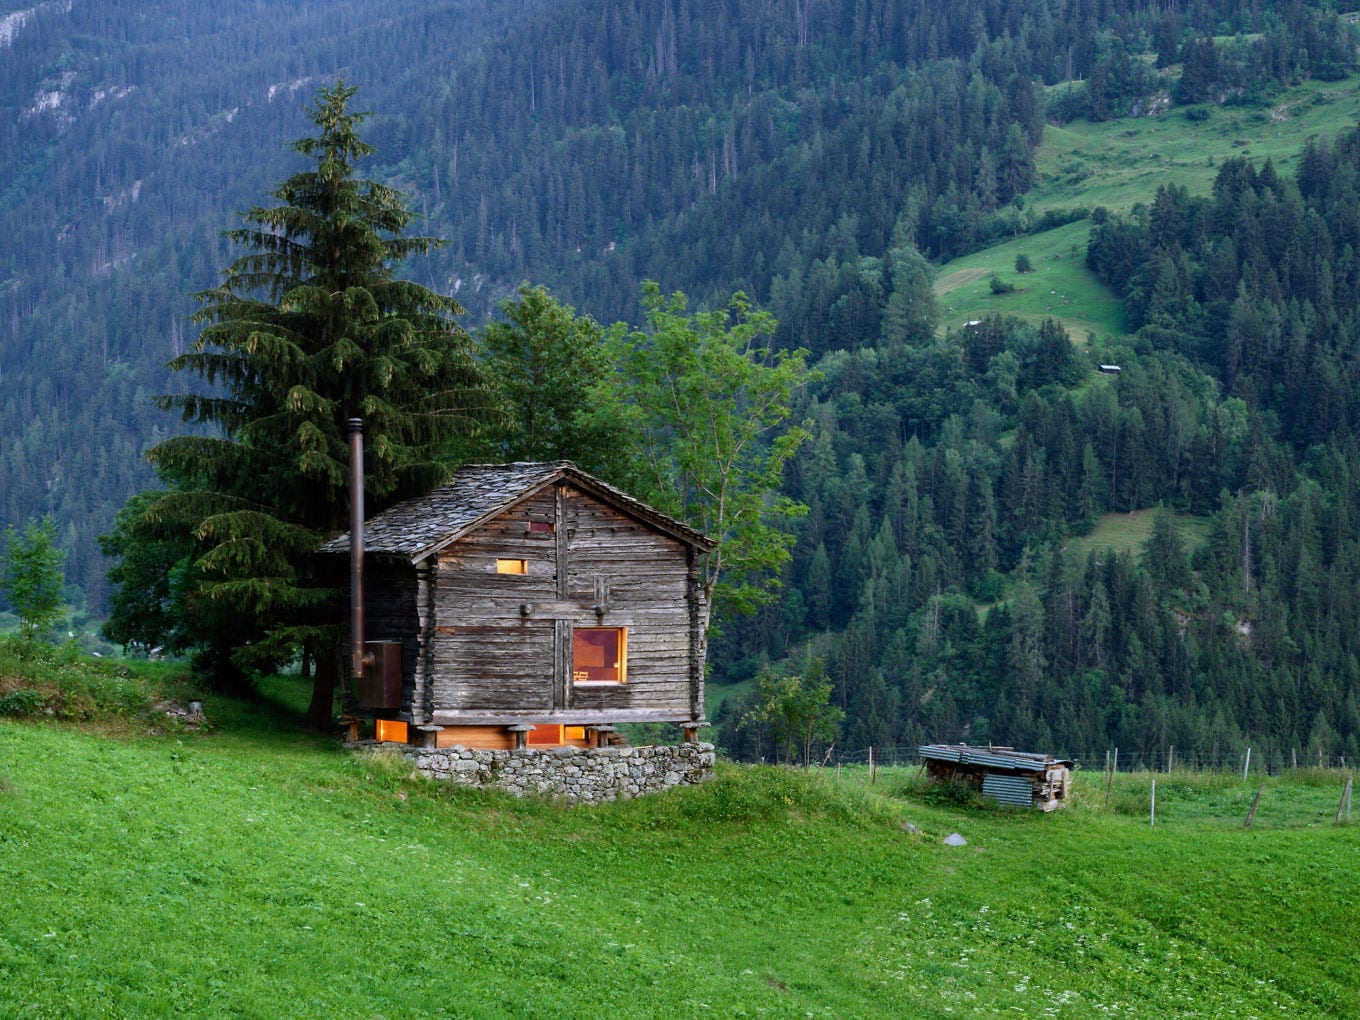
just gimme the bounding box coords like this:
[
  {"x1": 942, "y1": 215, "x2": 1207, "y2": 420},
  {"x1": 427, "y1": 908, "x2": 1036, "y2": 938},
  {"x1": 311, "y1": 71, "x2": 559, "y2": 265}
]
[
  {"x1": 526, "y1": 724, "x2": 587, "y2": 746},
  {"x1": 528, "y1": 724, "x2": 562, "y2": 746},
  {"x1": 572, "y1": 628, "x2": 625, "y2": 683},
  {"x1": 375, "y1": 719, "x2": 408, "y2": 743}
]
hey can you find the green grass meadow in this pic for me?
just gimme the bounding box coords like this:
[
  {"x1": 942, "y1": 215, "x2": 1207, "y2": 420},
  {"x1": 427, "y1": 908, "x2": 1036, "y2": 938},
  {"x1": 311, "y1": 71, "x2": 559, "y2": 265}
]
[
  {"x1": 933, "y1": 220, "x2": 1126, "y2": 342},
  {"x1": 10, "y1": 72, "x2": 1360, "y2": 1020},
  {"x1": 936, "y1": 74, "x2": 1360, "y2": 343},
  {"x1": 1063, "y1": 507, "x2": 1212, "y2": 564},
  {"x1": 1034, "y1": 78, "x2": 1360, "y2": 218},
  {"x1": 2, "y1": 663, "x2": 1357, "y2": 1018}
]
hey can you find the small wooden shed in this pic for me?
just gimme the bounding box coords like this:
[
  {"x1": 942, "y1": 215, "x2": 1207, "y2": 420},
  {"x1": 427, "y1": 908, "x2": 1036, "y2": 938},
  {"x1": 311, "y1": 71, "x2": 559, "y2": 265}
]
[
  {"x1": 320, "y1": 461, "x2": 715, "y2": 750},
  {"x1": 919, "y1": 744, "x2": 1073, "y2": 811}
]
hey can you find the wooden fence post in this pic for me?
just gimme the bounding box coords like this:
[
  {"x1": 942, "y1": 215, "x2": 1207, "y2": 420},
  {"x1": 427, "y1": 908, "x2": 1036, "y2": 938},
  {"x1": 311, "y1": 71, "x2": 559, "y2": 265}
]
[
  {"x1": 1150, "y1": 778, "x2": 1156, "y2": 828},
  {"x1": 1244, "y1": 784, "x2": 1264, "y2": 829},
  {"x1": 1337, "y1": 776, "x2": 1353, "y2": 825}
]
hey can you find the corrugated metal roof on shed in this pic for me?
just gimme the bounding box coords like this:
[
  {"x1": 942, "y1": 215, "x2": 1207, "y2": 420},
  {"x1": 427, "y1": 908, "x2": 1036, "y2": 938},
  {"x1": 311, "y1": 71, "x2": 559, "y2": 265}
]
[{"x1": 919, "y1": 744, "x2": 1071, "y2": 773}]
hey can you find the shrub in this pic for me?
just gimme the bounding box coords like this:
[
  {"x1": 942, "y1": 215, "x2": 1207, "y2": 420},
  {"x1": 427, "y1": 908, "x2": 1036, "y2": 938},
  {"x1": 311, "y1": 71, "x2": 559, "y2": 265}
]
[
  {"x1": 0, "y1": 688, "x2": 47, "y2": 716},
  {"x1": 920, "y1": 775, "x2": 991, "y2": 810},
  {"x1": 0, "y1": 637, "x2": 170, "y2": 723}
]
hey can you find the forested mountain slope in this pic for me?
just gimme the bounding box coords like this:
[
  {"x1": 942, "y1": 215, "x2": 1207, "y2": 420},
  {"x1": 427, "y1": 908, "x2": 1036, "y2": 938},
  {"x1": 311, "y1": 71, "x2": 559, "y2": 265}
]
[
  {"x1": 6, "y1": 0, "x2": 1311, "y2": 602},
  {"x1": 0, "y1": 0, "x2": 525, "y2": 605},
  {"x1": 5, "y1": 0, "x2": 1360, "y2": 761}
]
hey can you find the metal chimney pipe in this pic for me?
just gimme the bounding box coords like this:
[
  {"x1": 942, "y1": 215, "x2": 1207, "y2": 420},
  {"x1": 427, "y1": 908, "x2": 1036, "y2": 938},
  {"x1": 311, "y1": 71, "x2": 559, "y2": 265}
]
[{"x1": 348, "y1": 418, "x2": 368, "y2": 685}]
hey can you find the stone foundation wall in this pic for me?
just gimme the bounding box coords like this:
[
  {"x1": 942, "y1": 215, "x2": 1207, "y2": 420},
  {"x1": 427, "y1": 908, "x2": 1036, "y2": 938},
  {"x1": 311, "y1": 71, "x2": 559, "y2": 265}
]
[{"x1": 399, "y1": 742, "x2": 716, "y2": 803}]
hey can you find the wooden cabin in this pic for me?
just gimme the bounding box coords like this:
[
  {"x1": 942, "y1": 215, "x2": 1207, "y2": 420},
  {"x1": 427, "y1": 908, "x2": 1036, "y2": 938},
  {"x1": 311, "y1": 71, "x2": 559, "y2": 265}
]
[
  {"x1": 319, "y1": 462, "x2": 715, "y2": 750},
  {"x1": 919, "y1": 744, "x2": 1073, "y2": 811}
]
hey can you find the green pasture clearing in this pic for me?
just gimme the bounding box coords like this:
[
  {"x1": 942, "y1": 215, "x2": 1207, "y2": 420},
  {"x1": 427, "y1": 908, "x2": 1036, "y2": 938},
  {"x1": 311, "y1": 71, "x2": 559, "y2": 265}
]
[
  {"x1": 3, "y1": 690, "x2": 1357, "y2": 1018},
  {"x1": 977, "y1": 506, "x2": 1207, "y2": 622},
  {"x1": 1062, "y1": 508, "x2": 1211, "y2": 564},
  {"x1": 1033, "y1": 76, "x2": 1360, "y2": 217},
  {"x1": 934, "y1": 220, "x2": 1126, "y2": 341},
  {"x1": 935, "y1": 76, "x2": 1360, "y2": 347}
]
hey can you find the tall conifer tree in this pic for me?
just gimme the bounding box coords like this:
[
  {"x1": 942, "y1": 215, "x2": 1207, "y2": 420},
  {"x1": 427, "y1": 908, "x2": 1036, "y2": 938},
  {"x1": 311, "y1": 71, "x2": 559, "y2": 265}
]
[{"x1": 142, "y1": 81, "x2": 494, "y2": 714}]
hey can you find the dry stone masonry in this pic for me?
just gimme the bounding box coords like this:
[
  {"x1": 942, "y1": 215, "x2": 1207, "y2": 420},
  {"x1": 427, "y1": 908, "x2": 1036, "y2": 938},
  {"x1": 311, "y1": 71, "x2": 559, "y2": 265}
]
[{"x1": 397, "y1": 741, "x2": 716, "y2": 802}]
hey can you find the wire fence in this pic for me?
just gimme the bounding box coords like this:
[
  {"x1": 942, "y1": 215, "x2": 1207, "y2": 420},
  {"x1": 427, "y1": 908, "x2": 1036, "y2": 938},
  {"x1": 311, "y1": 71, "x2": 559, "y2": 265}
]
[{"x1": 829, "y1": 745, "x2": 1356, "y2": 775}]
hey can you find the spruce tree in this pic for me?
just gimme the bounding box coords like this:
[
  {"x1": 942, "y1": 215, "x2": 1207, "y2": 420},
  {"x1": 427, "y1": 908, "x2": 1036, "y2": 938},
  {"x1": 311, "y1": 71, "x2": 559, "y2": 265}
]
[
  {"x1": 479, "y1": 283, "x2": 626, "y2": 475},
  {"x1": 140, "y1": 81, "x2": 494, "y2": 715}
]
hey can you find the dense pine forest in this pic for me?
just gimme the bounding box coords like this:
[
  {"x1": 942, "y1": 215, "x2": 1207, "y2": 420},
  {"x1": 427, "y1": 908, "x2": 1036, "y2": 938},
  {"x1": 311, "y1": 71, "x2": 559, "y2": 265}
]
[{"x1": 5, "y1": 0, "x2": 1360, "y2": 762}]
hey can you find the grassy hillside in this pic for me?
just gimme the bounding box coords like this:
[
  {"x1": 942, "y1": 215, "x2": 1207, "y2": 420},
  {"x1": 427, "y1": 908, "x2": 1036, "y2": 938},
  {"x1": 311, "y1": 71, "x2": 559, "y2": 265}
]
[
  {"x1": 2, "y1": 675, "x2": 1356, "y2": 1017},
  {"x1": 1063, "y1": 508, "x2": 1212, "y2": 564},
  {"x1": 934, "y1": 220, "x2": 1126, "y2": 340},
  {"x1": 935, "y1": 73, "x2": 1360, "y2": 340},
  {"x1": 1034, "y1": 79, "x2": 1360, "y2": 217}
]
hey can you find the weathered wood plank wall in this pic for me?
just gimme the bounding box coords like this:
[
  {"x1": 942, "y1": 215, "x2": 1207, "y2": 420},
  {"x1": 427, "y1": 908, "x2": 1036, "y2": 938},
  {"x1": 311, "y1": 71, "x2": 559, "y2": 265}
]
[
  {"x1": 420, "y1": 484, "x2": 701, "y2": 724},
  {"x1": 565, "y1": 488, "x2": 694, "y2": 715}
]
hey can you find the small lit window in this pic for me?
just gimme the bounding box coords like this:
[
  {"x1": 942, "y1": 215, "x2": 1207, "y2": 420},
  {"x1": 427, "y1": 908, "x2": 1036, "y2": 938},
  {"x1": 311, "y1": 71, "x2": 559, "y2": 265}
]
[
  {"x1": 525, "y1": 724, "x2": 588, "y2": 746},
  {"x1": 375, "y1": 719, "x2": 408, "y2": 743},
  {"x1": 528, "y1": 724, "x2": 562, "y2": 746},
  {"x1": 573, "y1": 627, "x2": 625, "y2": 683},
  {"x1": 496, "y1": 559, "x2": 528, "y2": 575}
]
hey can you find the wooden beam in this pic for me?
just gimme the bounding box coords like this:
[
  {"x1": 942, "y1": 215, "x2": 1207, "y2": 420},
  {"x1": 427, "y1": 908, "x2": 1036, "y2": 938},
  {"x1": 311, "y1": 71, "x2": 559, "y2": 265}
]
[{"x1": 429, "y1": 709, "x2": 701, "y2": 726}]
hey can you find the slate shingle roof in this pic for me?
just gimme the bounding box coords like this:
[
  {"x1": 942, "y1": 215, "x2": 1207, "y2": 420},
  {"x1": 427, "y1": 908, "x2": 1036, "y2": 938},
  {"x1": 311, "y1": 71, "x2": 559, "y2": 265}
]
[{"x1": 319, "y1": 461, "x2": 713, "y2": 562}]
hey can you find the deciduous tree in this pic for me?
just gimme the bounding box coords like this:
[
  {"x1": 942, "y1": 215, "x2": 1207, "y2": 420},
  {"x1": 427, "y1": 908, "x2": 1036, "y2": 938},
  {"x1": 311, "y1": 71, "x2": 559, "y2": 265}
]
[
  {"x1": 741, "y1": 657, "x2": 842, "y2": 766},
  {"x1": 1, "y1": 516, "x2": 65, "y2": 641},
  {"x1": 603, "y1": 282, "x2": 815, "y2": 630},
  {"x1": 99, "y1": 491, "x2": 194, "y2": 655}
]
